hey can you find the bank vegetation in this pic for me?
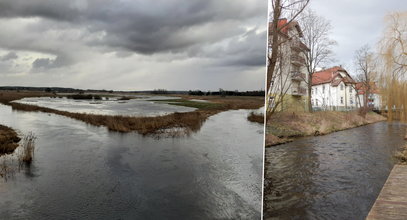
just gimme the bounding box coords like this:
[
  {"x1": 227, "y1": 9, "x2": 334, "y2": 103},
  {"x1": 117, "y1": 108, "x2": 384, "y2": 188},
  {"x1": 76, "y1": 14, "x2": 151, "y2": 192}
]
[
  {"x1": 266, "y1": 111, "x2": 386, "y2": 146},
  {"x1": 0, "y1": 91, "x2": 264, "y2": 136}
]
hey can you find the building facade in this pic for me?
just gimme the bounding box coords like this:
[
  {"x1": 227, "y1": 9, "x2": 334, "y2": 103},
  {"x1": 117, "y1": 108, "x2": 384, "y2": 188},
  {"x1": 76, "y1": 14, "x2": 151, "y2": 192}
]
[
  {"x1": 355, "y1": 82, "x2": 382, "y2": 110},
  {"x1": 311, "y1": 66, "x2": 358, "y2": 111},
  {"x1": 267, "y1": 19, "x2": 309, "y2": 112}
]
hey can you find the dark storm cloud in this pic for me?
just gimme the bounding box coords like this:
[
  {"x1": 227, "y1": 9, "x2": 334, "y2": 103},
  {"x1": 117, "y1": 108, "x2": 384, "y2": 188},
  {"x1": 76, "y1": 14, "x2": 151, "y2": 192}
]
[
  {"x1": 1, "y1": 51, "x2": 18, "y2": 61},
  {"x1": 0, "y1": 0, "x2": 264, "y2": 55},
  {"x1": 0, "y1": 0, "x2": 266, "y2": 90}
]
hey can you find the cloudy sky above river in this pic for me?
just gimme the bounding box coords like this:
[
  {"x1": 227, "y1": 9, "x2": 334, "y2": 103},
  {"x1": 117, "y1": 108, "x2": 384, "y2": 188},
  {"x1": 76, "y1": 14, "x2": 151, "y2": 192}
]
[
  {"x1": 309, "y1": 0, "x2": 407, "y2": 75},
  {"x1": 0, "y1": 0, "x2": 267, "y2": 91}
]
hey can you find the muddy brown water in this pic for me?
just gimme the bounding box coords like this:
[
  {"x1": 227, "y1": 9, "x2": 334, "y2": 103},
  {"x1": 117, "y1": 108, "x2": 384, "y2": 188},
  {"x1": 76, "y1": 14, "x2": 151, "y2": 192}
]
[
  {"x1": 0, "y1": 104, "x2": 263, "y2": 219},
  {"x1": 264, "y1": 121, "x2": 407, "y2": 220}
]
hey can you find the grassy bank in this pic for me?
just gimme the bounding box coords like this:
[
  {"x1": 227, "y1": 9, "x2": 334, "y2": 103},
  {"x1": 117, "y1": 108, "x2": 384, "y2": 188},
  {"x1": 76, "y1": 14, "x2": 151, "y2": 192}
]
[
  {"x1": 0, "y1": 125, "x2": 21, "y2": 155},
  {"x1": 266, "y1": 111, "x2": 386, "y2": 147},
  {"x1": 0, "y1": 91, "x2": 263, "y2": 136}
]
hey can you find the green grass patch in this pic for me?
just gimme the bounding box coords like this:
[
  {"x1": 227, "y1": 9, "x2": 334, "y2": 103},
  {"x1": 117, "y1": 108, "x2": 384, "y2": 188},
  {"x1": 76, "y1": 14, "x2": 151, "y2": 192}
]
[{"x1": 152, "y1": 99, "x2": 225, "y2": 110}]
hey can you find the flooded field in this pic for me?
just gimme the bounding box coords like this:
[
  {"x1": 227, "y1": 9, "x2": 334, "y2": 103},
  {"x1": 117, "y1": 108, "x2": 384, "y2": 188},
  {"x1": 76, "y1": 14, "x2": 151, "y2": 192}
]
[
  {"x1": 265, "y1": 122, "x2": 407, "y2": 220},
  {"x1": 13, "y1": 96, "x2": 196, "y2": 117},
  {"x1": 0, "y1": 104, "x2": 263, "y2": 219}
]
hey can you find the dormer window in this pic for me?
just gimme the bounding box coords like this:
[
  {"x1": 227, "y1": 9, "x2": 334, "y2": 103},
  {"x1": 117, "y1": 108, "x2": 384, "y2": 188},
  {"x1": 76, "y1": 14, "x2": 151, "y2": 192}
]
[{"x1": 340, "y1": 84, "x2": 344, "y2": 90}]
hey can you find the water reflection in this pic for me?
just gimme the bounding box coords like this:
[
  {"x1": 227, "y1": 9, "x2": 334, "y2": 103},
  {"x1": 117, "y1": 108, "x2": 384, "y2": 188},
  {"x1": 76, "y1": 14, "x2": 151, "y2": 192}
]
[
  {"x1": 0, "y1": 104, "x2": 263, "y2": 219},
  {"x1": 13, "y1": 96, "x2": 196, "y2": 116},
  {"x1": 265, "y1": 122, "x2": 407, "y2": 220}
]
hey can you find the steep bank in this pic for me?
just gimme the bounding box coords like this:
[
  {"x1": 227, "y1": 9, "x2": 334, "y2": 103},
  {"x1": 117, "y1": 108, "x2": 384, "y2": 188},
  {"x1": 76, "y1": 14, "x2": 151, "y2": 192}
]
[
  {"x1": 266, "y1": 111, "x2": 386, "y2": 146},
  {"x1": 0, "y1": 124, "x2": 20, "y2": 155}
]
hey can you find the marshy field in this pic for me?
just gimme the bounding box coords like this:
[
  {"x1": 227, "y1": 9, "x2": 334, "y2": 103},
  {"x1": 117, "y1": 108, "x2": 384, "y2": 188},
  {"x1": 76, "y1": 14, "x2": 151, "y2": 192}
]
[{"x1": 0, "y1": 90, "x2": 264, "y2": 219}]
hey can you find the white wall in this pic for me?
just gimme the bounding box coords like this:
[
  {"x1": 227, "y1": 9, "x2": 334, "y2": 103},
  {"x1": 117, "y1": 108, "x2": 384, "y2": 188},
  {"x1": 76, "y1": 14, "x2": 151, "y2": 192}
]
[
  {"x1": 357, "y1": 93, "x2": 382, "y2": 109},
  {"x1": 311, "y1": 82, "x2": 358, "y2": 110}
]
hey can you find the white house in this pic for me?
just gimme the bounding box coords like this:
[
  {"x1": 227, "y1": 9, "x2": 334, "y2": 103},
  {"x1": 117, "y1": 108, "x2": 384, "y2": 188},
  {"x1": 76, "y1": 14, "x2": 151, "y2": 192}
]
[
  {"x1": 311, "y1": 66, "x2": 358, "y2": 111},
  {"x1": 355, "y1": 82, "x2": 382, "y2": 110}
]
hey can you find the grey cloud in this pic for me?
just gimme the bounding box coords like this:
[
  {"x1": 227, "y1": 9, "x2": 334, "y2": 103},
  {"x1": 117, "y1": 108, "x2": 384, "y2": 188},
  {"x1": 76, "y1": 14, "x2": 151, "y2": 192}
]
[
  {"x1": 0, "y1": 0, "x2": 265, "y2": 57},
  {"x1": 32, "y1": 55, "x2": 71, "y2": 70},
  {"x1": 1, "y1": 51, "x2": 18, "y2": 61},
  {"x1": 0, "y1": 0, "x2": 267, "y2": 90}
]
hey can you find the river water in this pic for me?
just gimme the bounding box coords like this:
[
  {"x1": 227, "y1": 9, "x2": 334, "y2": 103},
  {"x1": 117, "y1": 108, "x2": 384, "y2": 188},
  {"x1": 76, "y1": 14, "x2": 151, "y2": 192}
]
[
  {"x1": 13, "y1": 96, "x2": 196, "y2": 117},
  {"x1": 0, "y1": 104, "x2": 263, "y2": 219},
  {"x1": 264, "y1": 121, "x2": 407, "y2": 220}
]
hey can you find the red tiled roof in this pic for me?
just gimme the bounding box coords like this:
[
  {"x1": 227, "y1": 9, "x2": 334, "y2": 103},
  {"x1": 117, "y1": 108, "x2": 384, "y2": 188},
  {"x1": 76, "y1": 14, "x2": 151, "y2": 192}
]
[
  {"x1": 312, "y1": 66, "x2": 355, "y2": 86},
  {"x1": 278, "y1": 19, "x2": 288, "y2": 34},
  {"x1": 356, "y1": 82, "x2": 380, "y2": 95}
]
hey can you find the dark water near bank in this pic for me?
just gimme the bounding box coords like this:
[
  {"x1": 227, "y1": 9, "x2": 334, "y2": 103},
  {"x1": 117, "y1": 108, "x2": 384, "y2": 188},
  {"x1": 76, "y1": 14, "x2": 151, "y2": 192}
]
[
  {"x1": 0, "y1": 104, "x2": 263, "y2": 219},
  {"x1": 264, "y1": 122, "x2": 407, "y2": 220}
]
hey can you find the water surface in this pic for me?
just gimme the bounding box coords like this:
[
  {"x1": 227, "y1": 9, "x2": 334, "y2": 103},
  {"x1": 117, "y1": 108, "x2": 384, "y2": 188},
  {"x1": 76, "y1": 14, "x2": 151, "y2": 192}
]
[
  {"x1": 0, "y1": 104, "x2": 263, "y2": 219},
  {"x1": 264, "y1": 122, "x2": 407, "y2": 220},
  {"x1": 13, "y1": 96, "x2": 195, "y2": 116}
]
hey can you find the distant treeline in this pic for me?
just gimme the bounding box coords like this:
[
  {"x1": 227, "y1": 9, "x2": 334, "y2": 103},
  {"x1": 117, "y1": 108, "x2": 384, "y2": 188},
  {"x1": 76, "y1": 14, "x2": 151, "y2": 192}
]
[
  {"x1": 66, "y1": 94, "x2": 102, "y2": 100},
  {"x1": 188, "y1": 89, "x2": 264, "y2": 96},
  {"x1": 0, "y1": 86, "x2": 264, "y2": 96}
]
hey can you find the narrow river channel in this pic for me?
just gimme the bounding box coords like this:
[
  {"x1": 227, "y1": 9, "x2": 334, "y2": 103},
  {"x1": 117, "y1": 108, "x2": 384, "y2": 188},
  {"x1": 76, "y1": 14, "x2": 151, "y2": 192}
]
[
  {"x1": 0, "y1": 104, "x2": 263, "y2": 219},
  {"x1": 264, "y1": 121, "x2": 407, "y2": 220}
]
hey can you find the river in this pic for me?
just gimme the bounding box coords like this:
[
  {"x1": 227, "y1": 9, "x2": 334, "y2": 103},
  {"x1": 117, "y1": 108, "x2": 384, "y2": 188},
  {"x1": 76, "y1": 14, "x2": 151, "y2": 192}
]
[
  {"x1": 0, "y1": 104, "x2": 263, "y2": 219},
  {"x1": 264, "y1": 121, "x2": 407, "y2": 220}
]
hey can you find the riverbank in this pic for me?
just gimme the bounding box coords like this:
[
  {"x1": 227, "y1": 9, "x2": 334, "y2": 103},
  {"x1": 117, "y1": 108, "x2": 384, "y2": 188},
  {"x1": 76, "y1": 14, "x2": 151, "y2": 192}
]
[
  {"x1": 0, "y1": 124, "x2": 20, "y2": 155},
  {"x1": 0, "y1": 91, "x2": 263, "y2": 136},
  {"x1": 266, "y1": 111, "x2": 386, "y2": 146}
]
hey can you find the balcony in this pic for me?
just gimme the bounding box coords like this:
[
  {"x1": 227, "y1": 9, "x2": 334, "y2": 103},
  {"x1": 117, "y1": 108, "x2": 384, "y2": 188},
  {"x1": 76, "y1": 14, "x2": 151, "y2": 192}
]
[
  {"x1": 291, "y1": 72, "x2": 306, "y2": 81},
  {"x1": 291, "y1": 54, "x2": 305, "y2": 65},
  {"x1": 291, "y1": 86, "x2": 307, "y2": 96},
  {"x1": 290, "y1": 38, "x2": 304, "y2": 52}
]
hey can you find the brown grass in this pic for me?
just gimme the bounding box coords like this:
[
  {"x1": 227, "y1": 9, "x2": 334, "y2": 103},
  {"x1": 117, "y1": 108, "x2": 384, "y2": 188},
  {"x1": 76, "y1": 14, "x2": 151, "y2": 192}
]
[
  {"x1": 18, "y1": 132, "x2": 36, "y2": 165},
  {"x1": 0, "y1": 91, "x2": 264, "y2": 136},
  {"x1": 0, "y1": 124, "x2": 21, "y2": 155},
  {"x1": 247, "y1": 112, "x2": 264, "y2": 124},
  {"x1": 266, "y1": 111, "x2": 386, "y2": 146}
]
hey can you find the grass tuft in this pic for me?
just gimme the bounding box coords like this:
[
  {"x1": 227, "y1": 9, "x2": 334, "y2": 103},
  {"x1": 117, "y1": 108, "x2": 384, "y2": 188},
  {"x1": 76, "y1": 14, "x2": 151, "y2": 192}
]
[
  {"x1": 18, "y1": 132, "x2": 36, "y2": 166},
  {"x1": 247, "y1": 112, "x2": 264, "y2": 124}
]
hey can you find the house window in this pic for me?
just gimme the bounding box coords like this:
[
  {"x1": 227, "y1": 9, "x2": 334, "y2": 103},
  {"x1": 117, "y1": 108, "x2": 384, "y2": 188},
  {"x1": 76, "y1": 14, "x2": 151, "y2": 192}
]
[
  {"x1": 311, "y1": 88, "x2": 314, "y2": 95},
  {"x1": 350, "y1": 97, "x2": 353, "y2": 104},
  {"x1": 316, "y1": 100, "x2": 318, "y2": 106},
  {"x1": 315, "y1": 88, "x2": 318, "y2": 94},
  {"x1": 323, "y1": 85, "x2": 325, "y2": 94},
  {"x1": 340, "y1": 84, "x2": 344, "y2": 90},
  {"x1": 349, "y1": 87, "x2": 352, "y2": 93},
  {"x1": 311, "y1": 99, "x2": 314, "y2": 105},
  {"x1": 340, "y1": 97, "x2": 343, "y2": 104}
]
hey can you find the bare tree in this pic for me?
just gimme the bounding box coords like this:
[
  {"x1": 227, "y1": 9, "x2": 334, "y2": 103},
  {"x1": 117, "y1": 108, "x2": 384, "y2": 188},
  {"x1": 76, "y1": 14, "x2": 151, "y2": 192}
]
[
  {"x1": 267, "y1": 0, "x2": 310, "y2": 117},
  {"x1": 378, "y1": 12, "x2": 407, "y2": 121},
  {"x1": 354, "y1": 44, "x2": 377, "y2": 109},
  {"x1": 299, "y1": 9, "x2": 336, "y2": 112}
]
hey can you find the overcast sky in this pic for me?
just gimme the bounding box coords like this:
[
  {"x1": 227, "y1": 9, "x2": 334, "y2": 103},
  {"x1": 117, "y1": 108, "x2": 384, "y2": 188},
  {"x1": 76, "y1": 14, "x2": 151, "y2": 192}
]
[
  {"x1": 0, "y1": 0, "x2": 267, "y2": 91},
  {"x1": 309, "y1": 0, "x2": 407, "y2": 75}
]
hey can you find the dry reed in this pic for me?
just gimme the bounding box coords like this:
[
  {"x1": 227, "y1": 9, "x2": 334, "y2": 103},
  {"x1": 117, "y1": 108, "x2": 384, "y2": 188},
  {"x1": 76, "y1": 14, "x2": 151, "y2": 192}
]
[{"x1": 0, "y1": 91, "x2": 264, "y2": 136}]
